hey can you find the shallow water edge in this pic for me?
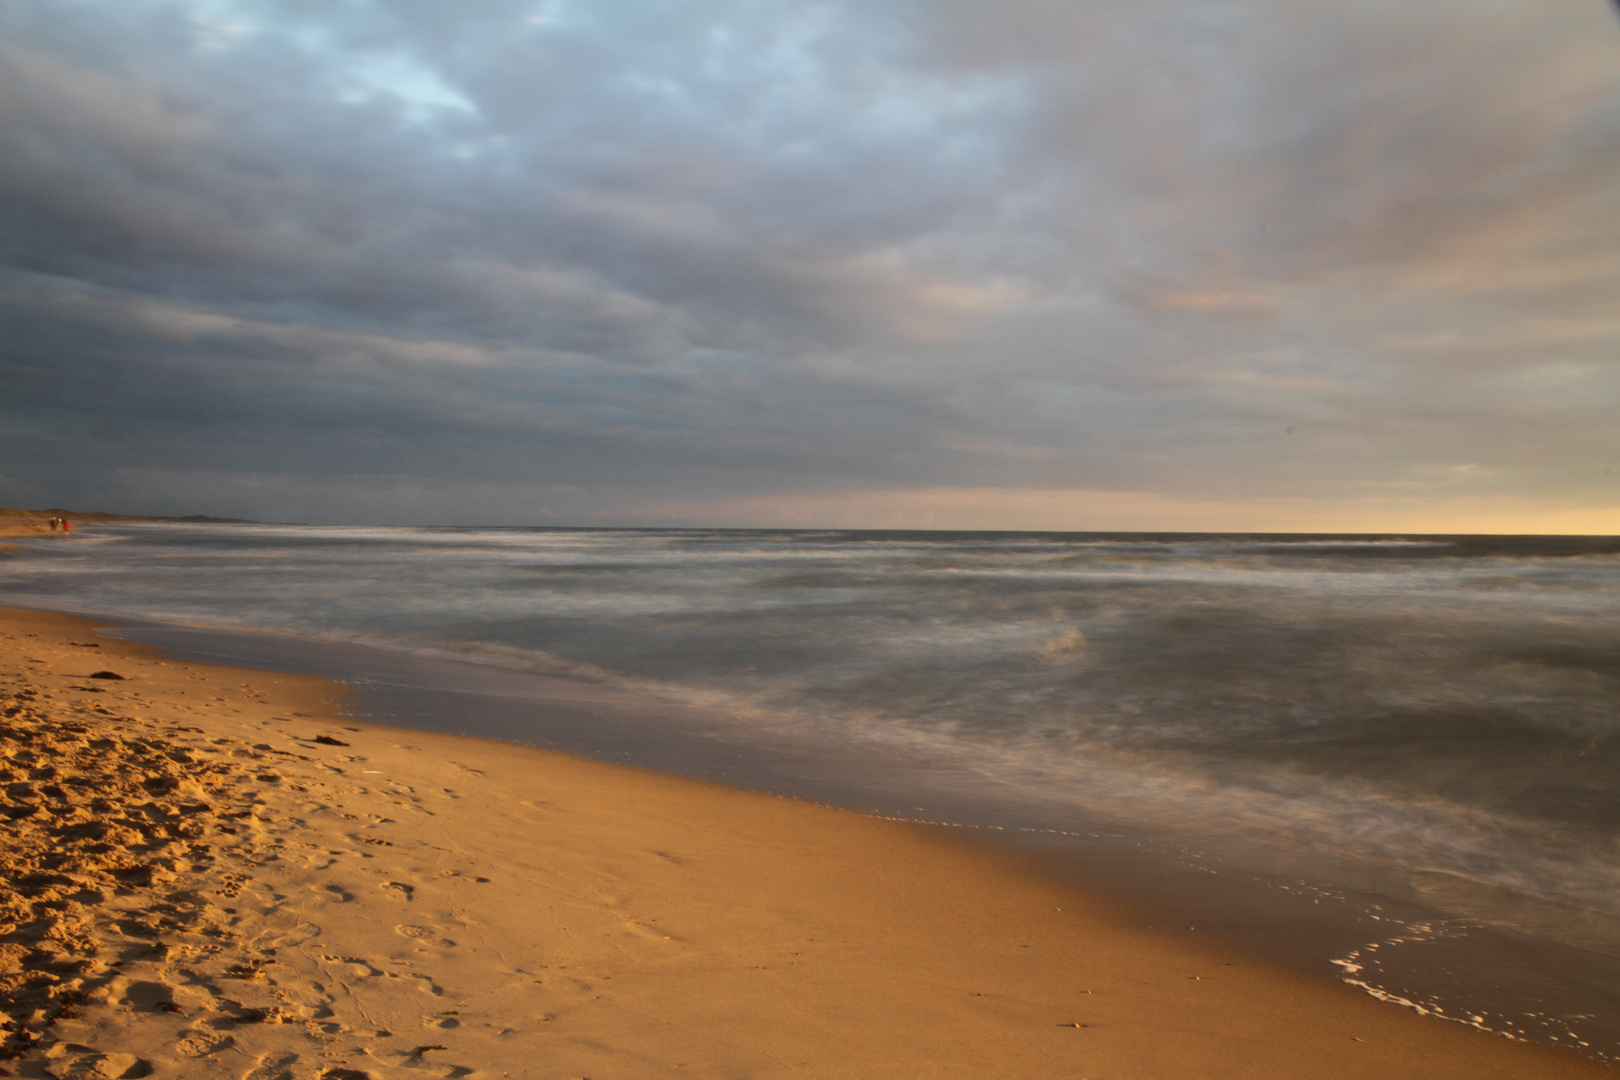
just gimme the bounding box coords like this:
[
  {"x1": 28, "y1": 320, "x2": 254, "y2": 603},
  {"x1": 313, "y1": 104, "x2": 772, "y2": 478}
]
[{"x1": 69, "y1": 610, "x2": 1620, "y2": 1066}]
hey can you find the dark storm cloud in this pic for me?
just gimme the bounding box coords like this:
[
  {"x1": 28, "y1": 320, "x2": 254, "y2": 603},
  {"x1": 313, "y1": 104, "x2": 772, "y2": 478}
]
[{"x1": 1, "y1": 0, "x2": 1617, "y2": 527}]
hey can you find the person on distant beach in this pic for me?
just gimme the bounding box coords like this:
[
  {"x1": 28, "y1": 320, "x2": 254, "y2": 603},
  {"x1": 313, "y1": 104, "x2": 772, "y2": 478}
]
[
  {"x1": 61, "y1": 519, "x2": 70, "y2": 534},
  {"x1": 48, "y1": 517, "x2": 58, "y2": 531}
]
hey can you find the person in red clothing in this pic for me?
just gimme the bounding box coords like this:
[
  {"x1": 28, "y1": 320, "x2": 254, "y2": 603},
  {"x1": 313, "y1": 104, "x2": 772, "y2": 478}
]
[{"x1": 60, "y1": 519, "x2": 70, "y2": 534}]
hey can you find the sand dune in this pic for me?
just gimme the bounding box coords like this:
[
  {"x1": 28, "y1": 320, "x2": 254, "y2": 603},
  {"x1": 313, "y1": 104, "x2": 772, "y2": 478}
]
[{"x1": 0, "y1": 606, "x2": 1609, "y2": 1079}]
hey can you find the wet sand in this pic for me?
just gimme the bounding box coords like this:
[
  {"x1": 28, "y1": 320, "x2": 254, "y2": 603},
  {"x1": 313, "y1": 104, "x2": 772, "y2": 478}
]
[
  {"x1": 0, "y1": 521, "x2": 61, "y2": 554},
  {"x1": 1, "y1": 606, "x2": 1610, "y2": 1079}
]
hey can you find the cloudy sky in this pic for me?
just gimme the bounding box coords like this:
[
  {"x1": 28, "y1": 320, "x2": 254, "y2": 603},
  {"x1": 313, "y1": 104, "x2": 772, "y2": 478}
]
[{"x1": 2, "y1": 0, "x2": 1618, "y2": 530}]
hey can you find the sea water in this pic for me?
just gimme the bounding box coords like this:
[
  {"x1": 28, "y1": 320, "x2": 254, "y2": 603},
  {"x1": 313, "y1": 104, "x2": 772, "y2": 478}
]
[{"x1": 4, "y1": 525, "x2": 1617, "y2": 1056}]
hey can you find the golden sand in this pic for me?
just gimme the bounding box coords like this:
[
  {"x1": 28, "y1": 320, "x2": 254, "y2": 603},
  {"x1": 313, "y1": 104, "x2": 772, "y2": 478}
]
[{"x1": 0, "y1": 606, "x2": 1608, "y2": 1079}]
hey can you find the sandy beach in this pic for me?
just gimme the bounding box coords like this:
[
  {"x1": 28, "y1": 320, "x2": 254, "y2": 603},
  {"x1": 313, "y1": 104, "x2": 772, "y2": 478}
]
[
  {"x1": 0, "y1": 520, "x2": 62, "y2": 554},
  {"x1": 0, "y1": 515, "x2": 121, "y2": 555},
  {"x1": 0, "y1": 605, "x2": 1610, "y2": 1080},
  {"x1": 0, "y1": 512, "x2": 237, "y2": 553}
]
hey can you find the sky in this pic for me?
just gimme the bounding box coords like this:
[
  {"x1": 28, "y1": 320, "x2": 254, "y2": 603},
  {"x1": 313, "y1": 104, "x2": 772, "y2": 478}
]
[{"x1": 1, "y1": 0, "x2": 1618, "y2": 532}]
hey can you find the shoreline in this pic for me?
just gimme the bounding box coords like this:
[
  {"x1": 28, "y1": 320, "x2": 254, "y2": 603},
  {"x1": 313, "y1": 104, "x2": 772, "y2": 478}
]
[
  {"x1": 2, "y1": 605, "x2": 1612, "y2": 1078},
  {"x1": 88, "y1": 611, "x2": 1620, "y2": 1063}
]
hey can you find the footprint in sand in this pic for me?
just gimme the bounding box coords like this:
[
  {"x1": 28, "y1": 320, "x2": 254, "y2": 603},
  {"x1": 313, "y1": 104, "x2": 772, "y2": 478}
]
[
  {"x1": 239, "y1": 1050, "x2": 301, "y2": 1080},
  {"x1": 322, "y1": 955, "x2": 384, "y2": 978},
  {"x1": 395, "y1": 924, "x2": 456, "y2": 947},
  {"x1": 216, "y1": 871, "x2": 250, "y2": 898},
  {"x1": 380, "y1": 881, "x2": 414, "y2": 901},
  {"x1": 44, "y1": 1045, "x2": 151, "y2": 1079},
  {"x1": 406, "y1": 972, "x2": 446, "y2": 996},
  {"x1": 280, "y1": 994, "x2": 338, "y2": 1021},
  {"x1": 366, "y1": 1046, "x2": 473, "y2": 1077},
  {"x1": 174, "y1": 1030, "x2": 234, "y2": 1057},
  {"x1": 264, "y1": 922, "x2": 322, "y2": 948},
  {"x1": 116, "y1": 980, "x2": 177, "y2": 1010}
]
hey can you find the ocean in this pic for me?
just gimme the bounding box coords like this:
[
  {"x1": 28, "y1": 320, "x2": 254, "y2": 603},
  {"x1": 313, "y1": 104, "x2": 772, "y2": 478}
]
[{"x1": 4, "y1": 524, "x2": 1617, "y2": 1059}]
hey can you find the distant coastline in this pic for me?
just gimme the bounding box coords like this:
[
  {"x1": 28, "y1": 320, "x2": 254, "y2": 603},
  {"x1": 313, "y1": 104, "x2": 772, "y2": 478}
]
[{"x1": 0, "y1": 506, "x2": 254, "y2": 549}]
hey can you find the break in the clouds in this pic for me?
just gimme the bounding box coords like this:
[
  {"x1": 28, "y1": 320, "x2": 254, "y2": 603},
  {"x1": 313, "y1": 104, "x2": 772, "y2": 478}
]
[{"x1": 1, "y1": 0, "x2": 1618, "y2": 530}]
